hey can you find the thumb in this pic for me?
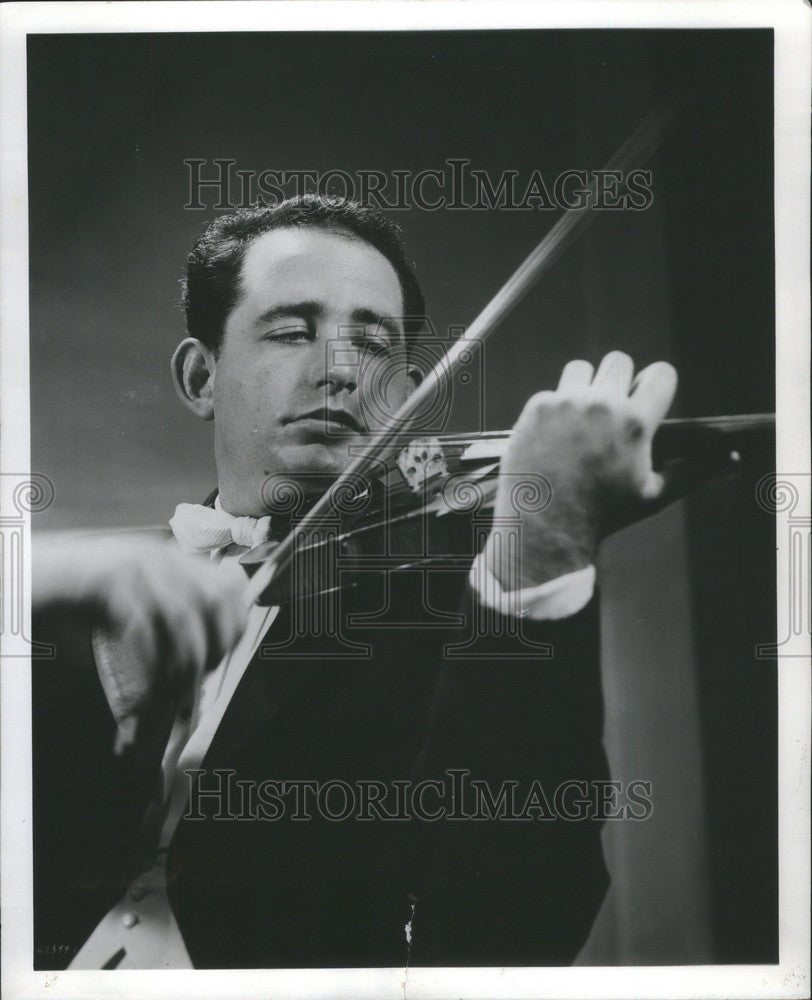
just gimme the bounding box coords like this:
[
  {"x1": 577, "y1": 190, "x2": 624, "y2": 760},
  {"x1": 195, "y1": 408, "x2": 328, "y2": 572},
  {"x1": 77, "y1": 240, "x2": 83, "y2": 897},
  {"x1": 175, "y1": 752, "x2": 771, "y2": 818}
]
[{"x1": 642, "y1": 451, "x2": 741, "y2": 513}]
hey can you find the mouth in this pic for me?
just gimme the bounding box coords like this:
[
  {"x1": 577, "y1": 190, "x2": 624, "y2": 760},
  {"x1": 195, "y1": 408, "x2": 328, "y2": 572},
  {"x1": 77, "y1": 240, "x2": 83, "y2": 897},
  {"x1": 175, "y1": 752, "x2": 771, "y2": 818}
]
[{"x1": 284, "y1": 408, "x2": 364, "y2": 435}]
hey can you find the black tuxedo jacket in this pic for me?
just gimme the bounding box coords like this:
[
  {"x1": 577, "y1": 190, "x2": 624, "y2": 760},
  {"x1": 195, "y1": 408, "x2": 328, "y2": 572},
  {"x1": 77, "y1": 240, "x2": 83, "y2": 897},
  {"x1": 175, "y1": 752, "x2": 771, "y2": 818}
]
[{"x1": 33, "y1": 543, "x2": 609, "y2": 969}]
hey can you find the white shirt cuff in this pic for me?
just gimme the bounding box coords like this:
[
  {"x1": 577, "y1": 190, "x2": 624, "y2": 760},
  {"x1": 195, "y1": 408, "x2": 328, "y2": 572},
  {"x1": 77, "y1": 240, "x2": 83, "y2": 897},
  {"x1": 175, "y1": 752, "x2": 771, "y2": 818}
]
[{"x1": 469, "y1": 552, "x2": 596, "y2": 621}]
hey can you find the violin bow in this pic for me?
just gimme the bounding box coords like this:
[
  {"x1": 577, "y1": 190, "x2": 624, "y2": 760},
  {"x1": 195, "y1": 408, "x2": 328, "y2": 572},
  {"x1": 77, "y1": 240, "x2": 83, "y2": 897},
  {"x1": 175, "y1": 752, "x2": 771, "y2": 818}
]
[{"x1": 243, "y1": 104, "x2": 772, "y2": 604}]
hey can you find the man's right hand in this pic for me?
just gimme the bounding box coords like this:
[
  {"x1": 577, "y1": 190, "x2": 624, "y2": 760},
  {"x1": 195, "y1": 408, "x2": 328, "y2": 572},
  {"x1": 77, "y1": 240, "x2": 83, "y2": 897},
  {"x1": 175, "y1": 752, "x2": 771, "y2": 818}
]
[{"x1": 33, "y1": 534, "x2": 251, "y2": 737}]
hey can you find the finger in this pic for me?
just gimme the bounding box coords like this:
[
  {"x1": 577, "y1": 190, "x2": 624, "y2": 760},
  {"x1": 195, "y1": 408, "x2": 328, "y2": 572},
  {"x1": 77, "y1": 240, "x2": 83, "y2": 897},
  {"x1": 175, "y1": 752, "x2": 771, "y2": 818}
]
[
  {"x1": 139, "y1": 559, "x2": 212, "y2": 690},
  {"x1": 557, "y1": 359, "x2": 594, "y2": 393},
  {"x1": 139, "y1": 563, "x2": 200, "y2": 667},
  {"x1": 113, "y1": 716, "x2": 139, "y2": 757},
  {"x1": 630, "y1": 361, "x2": 678, "y2": 429},
  {"x1": 591, "y1": 351, "x2": 635, "y2": 402}
]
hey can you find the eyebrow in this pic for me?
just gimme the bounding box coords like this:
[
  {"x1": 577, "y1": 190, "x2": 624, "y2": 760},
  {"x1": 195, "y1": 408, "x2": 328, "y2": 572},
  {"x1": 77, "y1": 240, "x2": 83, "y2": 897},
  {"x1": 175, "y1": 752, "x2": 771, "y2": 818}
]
[
  {"x1": 257, "y1": 301, "x2": 403, "y2": 341},
  {"x1": 257, "y1": 301, "x2": 322, "y2": 325},
  {"x1": 349, "y1": 308, "x2": 403, "y2": 341}
]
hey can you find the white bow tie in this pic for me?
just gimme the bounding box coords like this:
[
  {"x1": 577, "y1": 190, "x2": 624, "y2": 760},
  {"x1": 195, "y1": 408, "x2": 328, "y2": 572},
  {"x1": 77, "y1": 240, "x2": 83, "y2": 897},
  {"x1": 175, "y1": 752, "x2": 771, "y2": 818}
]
[{"x1": 169, "y1": 501, "x2": 272, "y2": 555}]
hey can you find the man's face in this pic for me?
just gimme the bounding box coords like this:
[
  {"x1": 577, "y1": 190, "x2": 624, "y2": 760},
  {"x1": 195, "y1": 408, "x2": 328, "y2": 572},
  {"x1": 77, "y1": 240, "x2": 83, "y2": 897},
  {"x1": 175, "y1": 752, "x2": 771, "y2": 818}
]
[{"x1": 212, "y1": 227, "x2": 412, "y2": 516}]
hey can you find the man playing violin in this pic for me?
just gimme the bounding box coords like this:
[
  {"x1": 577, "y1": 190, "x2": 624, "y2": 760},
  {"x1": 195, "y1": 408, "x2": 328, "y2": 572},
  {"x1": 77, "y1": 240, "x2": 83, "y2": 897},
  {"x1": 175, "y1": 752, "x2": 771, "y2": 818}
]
[{"x1": 33, "y1": 196, "x2": 683, "y2": 970}]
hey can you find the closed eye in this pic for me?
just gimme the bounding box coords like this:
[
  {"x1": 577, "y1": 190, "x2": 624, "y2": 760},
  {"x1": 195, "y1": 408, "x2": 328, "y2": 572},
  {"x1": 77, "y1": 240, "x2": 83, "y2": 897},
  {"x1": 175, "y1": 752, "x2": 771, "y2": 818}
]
[
  {"x1": 360, "y1": 336, "x2": 392, "y2": 357},
  {"x1": 264, "y1": 325, "x2": 313, "y2": 343}
]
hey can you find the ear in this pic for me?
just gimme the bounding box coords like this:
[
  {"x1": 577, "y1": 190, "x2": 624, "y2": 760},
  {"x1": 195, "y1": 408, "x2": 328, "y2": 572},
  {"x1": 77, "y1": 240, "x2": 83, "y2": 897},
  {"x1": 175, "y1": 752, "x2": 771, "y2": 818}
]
[{"x1": 170, "y1": 338, "x2": 216, "y2": 420}]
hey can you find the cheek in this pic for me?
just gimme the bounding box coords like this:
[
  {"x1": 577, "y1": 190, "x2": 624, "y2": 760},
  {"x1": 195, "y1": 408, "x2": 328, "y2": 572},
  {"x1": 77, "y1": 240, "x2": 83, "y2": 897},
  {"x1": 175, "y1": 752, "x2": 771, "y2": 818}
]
[
  {"x1": 359, "y1": 360, "x2": 412, "y2": 417},
  {"x1": 215, "y1": 363, "x2": 284, "y2": 439}
]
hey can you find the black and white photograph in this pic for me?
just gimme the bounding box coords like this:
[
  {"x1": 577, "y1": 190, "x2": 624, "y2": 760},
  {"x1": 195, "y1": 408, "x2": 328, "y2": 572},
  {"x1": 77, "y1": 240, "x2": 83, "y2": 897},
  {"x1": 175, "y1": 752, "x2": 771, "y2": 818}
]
[{"x1": 1, "y1": 2, "x2": 809, "y2": 999}]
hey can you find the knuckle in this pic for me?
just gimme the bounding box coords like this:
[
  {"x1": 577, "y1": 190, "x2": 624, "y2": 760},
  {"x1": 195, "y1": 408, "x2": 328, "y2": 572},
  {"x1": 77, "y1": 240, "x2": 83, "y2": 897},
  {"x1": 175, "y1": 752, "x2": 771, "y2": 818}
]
[
  {"x1": 585, "y1": 401, "x2": 611, "y2": 419},
  {"x1": 624, "y1": 415, "x2": 645, "y2": 440}
]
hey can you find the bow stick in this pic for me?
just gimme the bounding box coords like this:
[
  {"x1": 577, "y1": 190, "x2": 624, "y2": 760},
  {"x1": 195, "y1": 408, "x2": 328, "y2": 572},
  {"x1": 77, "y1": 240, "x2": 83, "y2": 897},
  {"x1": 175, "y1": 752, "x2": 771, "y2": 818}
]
[{"x1": 243, "y1": 105, "x2": 679, "y2": 604}]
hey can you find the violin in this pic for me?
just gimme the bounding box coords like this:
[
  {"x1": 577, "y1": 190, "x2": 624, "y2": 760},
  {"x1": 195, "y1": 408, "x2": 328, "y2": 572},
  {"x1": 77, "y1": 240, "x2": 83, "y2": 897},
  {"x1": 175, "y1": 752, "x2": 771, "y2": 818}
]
[
  {"x1": 239, "y1": 413, "x2": 773, "y2": 608},
  {"x1": 239, "y1": 105, "x2": 775, "y2": 608}
]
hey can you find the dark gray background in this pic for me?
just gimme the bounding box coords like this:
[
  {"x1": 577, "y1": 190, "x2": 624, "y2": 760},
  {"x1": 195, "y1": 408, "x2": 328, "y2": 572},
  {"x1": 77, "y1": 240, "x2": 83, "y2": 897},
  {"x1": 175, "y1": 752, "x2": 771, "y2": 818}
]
[{"x1": 28, "y1": 29, "x2": 776, "y2": 964}]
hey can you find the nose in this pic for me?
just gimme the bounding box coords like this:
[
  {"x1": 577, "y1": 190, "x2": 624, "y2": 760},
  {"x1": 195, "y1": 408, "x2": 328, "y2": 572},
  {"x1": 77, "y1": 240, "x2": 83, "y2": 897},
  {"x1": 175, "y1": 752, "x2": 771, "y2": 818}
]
[{"x1": 315, "y1": 340, "x2": 359, "y2": 396}]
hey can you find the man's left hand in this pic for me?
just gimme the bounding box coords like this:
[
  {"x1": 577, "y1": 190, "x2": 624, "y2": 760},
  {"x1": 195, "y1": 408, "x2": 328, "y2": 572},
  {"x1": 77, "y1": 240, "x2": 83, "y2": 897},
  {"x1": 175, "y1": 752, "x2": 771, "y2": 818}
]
[{"x1": 484, "y1": 351, "x2": 688, "y2": 591}]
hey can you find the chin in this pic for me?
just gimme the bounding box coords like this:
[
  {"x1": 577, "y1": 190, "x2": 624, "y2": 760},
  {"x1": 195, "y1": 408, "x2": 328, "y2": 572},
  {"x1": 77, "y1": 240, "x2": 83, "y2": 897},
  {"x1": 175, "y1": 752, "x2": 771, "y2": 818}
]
[{"x1": 267, "y1": 442, "x2": 357, "y2": 491}]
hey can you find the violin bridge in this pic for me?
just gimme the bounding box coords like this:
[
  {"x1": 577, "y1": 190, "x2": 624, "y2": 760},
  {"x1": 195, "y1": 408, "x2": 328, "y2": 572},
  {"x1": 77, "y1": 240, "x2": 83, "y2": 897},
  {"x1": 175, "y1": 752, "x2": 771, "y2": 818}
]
[{"x1": 396, "y1": 437, "x2": 448, "y2": 492}]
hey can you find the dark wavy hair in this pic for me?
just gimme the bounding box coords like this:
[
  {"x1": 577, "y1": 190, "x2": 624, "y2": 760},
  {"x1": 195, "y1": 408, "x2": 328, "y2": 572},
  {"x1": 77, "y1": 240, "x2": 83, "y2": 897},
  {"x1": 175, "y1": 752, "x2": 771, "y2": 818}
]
[{"x1": 181, "y1": 195, "x2": 426, "y2": 354}]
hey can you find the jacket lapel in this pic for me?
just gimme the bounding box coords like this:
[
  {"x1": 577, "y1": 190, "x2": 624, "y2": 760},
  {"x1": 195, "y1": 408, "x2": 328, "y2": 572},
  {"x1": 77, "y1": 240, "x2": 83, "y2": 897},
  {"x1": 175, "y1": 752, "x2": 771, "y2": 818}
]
[{"x1": 199, "y1": 605, "x2": 332, "y2": 766}]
